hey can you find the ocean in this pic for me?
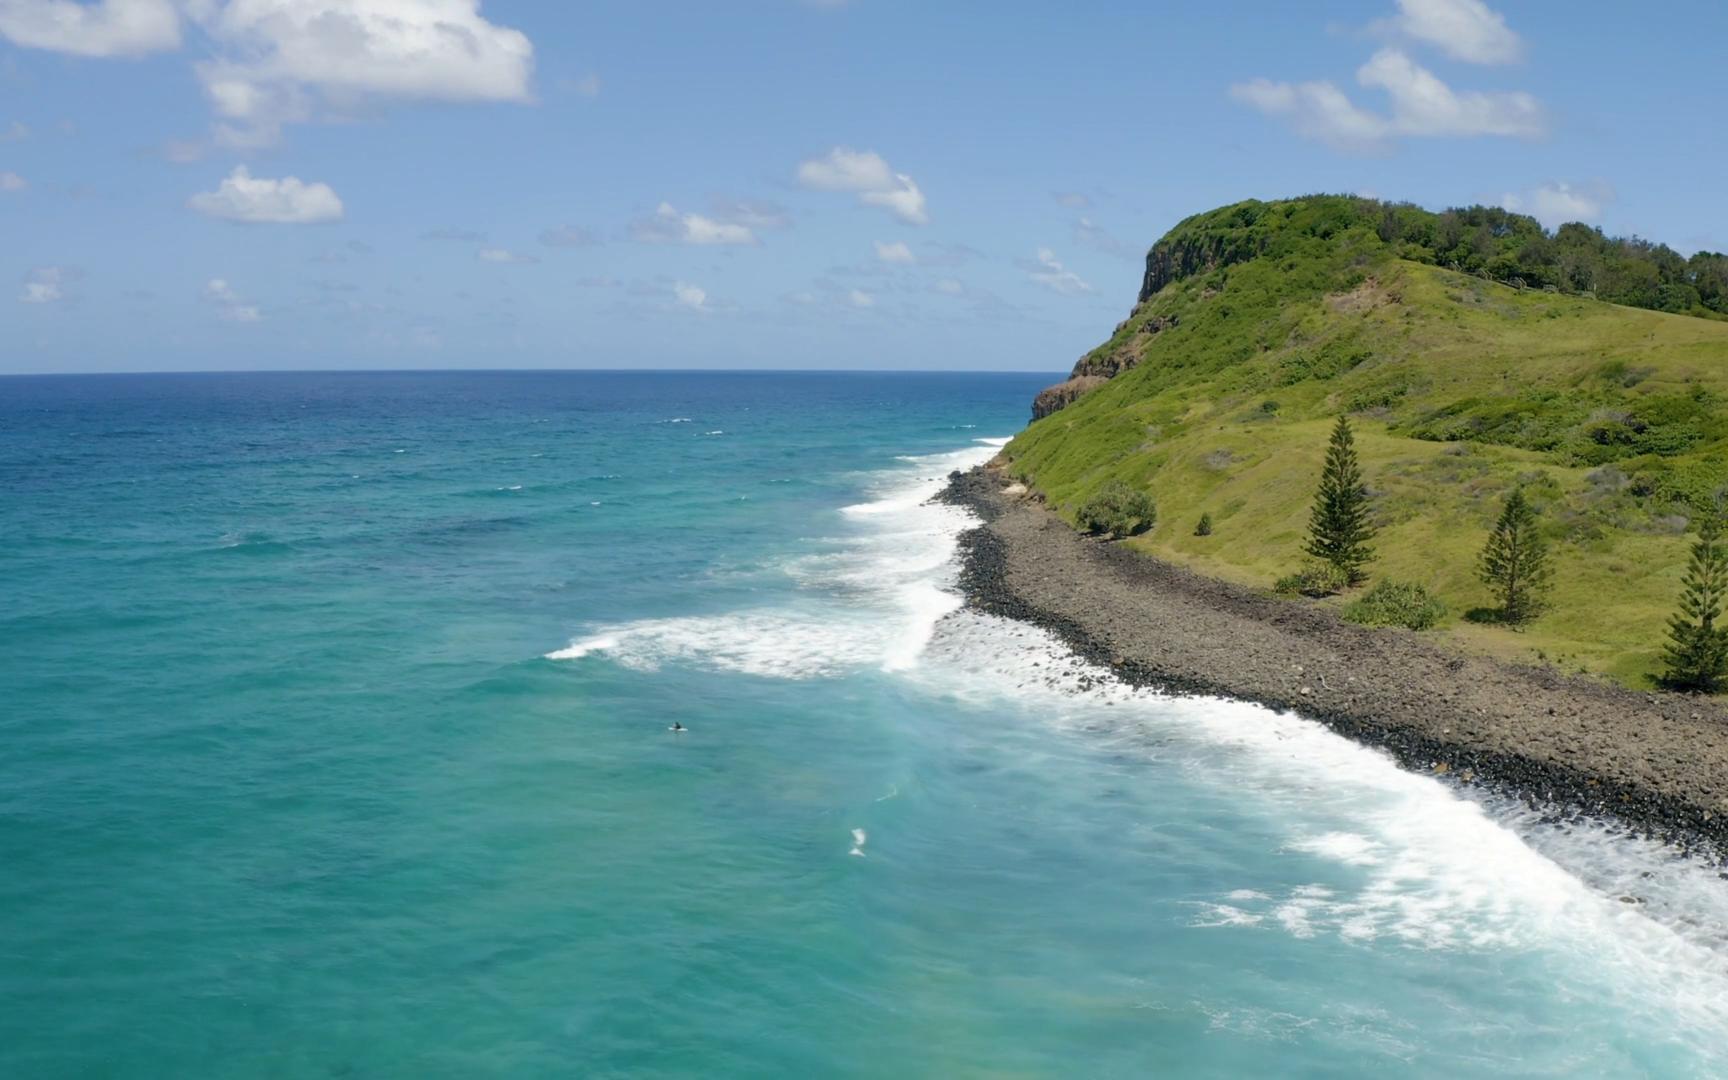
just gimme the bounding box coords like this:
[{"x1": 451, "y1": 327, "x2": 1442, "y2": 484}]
[{"x1": 3, "y1": 370, "x2": 1727, "y2": 1077}]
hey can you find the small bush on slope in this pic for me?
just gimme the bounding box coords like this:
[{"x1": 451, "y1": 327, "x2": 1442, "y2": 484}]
[
  {"x1": 1343, "y1": 581, "x2": 1448, "y2": 630},
  {"x1": 1076, "y1": 482, "x2": 1156, "y2": 538},
  {"x1": 1274, "y1": 561, "x2": 1351, "y2": 598}
]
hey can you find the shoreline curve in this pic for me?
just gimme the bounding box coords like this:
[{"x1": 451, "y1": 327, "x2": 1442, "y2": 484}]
[{"x1": 938, "y1": 464, "x2": 1728, "y2": 866}]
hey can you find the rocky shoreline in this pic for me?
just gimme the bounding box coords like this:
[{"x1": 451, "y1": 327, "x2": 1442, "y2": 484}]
[{"x1": 939, "y1": 465, "x2": 1728, "y2": 866}]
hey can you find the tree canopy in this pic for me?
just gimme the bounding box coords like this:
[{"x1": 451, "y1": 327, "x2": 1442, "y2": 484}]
[{"x1": 1143, "y1": 195, "x2": 1726, "y2": 321}]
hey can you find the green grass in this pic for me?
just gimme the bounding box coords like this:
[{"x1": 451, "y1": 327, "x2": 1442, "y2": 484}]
[{"x1": 1002, "y1": 199, "x2": 1728, "y2": 687}]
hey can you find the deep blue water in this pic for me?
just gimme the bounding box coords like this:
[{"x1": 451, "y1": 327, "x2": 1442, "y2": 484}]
[{"x1": 4, "y1": 371, "x2": 1728, "y2": 1077}]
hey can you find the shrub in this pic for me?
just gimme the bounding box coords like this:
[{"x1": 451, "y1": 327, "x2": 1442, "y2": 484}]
[
  {"x1": 1075, "y1": 482, "x2": 1156, "y2": 538},
  {"x1": 1342, "y1": 580, "x2": 1448, "y2": 630},
  {"x1": 1274, "y1": 561, "x2": 1351, "y2": 598},
  {"x1": 1195, "y1": 512, "x2": 1214, "y2": 536}
]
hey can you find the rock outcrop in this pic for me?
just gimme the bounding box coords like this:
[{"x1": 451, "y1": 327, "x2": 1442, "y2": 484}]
[
  {"x1": 1030, "y1": 312, "x2": 1178, "y2": 419},
  {"x1": 1031, "y1": 375, "x2": 1107, "y2": 420}
]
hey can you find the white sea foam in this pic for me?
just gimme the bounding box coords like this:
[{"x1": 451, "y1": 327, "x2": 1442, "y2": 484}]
[
  {"x1": 547, "y1": 440, "x2": 999, "y2": 678},
  {"x1": 913, "y1": 611, "x2": 1728, "y2": 1049},
  {"x1": 849, "y1": 828, "x2": 868, "y2": 857},
  {"x1": 547, "y1": 430, "x2": 1728, "y2": 1057},
  {"x1": 1189, "y1": 903, "x2": 1265, "y2": 928},
  {"x1": 544, "y1": 634, "x2": 620, "y2": 661}
]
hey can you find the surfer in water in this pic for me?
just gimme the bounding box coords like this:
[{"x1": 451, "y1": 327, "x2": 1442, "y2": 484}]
[{"x1": 669, "y1": 722, "x2": 686, "y2": 733}]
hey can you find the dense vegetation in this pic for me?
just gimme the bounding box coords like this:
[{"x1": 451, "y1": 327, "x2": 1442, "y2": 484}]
[
  {"x1": 1002, "y1": 195, "x2": 1728, "y2": 684},
  {"x1": 1140, "y1": 195, "x2": 1727, "y2": 320}
]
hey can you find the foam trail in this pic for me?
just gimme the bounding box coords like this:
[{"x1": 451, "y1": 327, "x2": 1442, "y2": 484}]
[
  {"x1": 913, "y1": 610, "x2": 1728, "y2": 1055},
  {"x1": 548, "y1": 439, "x2": 1003, "y2": 678},
  {"x1": 545, "y1": 634, "x2": 619, "y2": 661}
]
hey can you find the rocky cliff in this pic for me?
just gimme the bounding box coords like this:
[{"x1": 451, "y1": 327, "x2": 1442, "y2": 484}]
[{"x1": 1029, "y1": 312, "x2": 1178, "y2": 420}]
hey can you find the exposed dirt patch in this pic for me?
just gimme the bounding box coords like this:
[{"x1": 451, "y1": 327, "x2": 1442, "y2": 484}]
[{"x1": 1326, "y1": 277, "x2": 1392, "y2": 315}]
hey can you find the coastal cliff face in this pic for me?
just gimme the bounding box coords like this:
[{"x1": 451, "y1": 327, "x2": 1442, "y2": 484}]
[
  {"x1": 1029, "y1": 311, "x2": 1179, "y2": 419},
  {"x1": 1027, "y1": 200, "x2": 1279, "y2": 419},
  {"x1": 1031, "y1": 375, "x2": 1107, "y2": 420},
  {"x1": 1137, "y1": 225, "x2": 1265, "y2": 304}
]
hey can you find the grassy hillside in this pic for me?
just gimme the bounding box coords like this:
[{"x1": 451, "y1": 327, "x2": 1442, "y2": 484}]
[{"x1": 1002, "y1": 196, "x2": 1728, "y2": 685}]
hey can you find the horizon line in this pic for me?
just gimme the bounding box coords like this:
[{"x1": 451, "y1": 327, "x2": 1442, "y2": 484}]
[{"x1": 1, "y1": 366, "x2": 1066, "y2": 379}]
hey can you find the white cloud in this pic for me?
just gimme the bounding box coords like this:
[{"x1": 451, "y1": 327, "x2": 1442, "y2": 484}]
[
  {"x1": 632, "y1": 201, "x2": 757, "y2": 245},
  {"x1": 1359, "y1": 49, "x2": 1541, "y2": 136},
  {"x1": 1053, "y1": 191, "x2": 1091, "y2": 209},
  {"x1": 19, "y1": 265, "x2": 68, "y2": 304},
  {"x1": 848, "y1": 288, "x2": 874, "y2": 308},
  {"x1": 932, "y1": 277, "x2": 965, "y2": 296},
  {"x1": 673, "y1": 281, "x2": 710, "y2": 312},
  {"x1": 1230, "y1": 77, "x2": 1387, "y2": 151},
  {"x1": 478, "y1": 247, "x2": 538, "y2": 264},
  {"x1": 796, "y1": 146, "x2": 893, "y2": 190},
  {"x1": 1027, "y1": 248, "x2": 1093, "y2": 296},
  {"x1": 1231, "y1": 48, "x2": 1543, "y2": 151},
  {"x1": 0, "y1": 170, "x2": 25, "y2": 191},
  {"x1": 708, "y1": 197, "x2": 790, "y2": 230},
  {"x1": 1502, "y1": 181, "x2": 1612, "y2": 229},
  {"x1": 795, "y1": 146, "x2": 929, "y2": 225},
  {"x1": 203, "y1": 277, "x2": 261, "y2": 322},
  {"x1": 1, "y1": 120, "x2": 28, "y2": 142},
  {"x1": 188, "y1": 0, "x2": 534, "y2": 145},
  {"x1": 860, "y1": 179, "x2": 927, "y2": 226},
  {"x1": 188, "y1": 165, "x2": 344, "y2": 223},
  {"x1": 1386, "y1": 0, "x2": 1521, "y2": 65},
  {"x1": 874, "y1": 240, "x2": 915, "y2": 265},
  {"x1": 0, "y1": 0, "x2": 180, "y2": 58}
]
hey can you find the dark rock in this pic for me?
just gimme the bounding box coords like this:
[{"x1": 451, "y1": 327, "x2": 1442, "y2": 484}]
[{"x1": 1031, "y1": 375, "x2": 1109, "y2": 420}]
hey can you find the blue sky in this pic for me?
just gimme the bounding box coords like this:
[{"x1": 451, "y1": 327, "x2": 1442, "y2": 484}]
[{"x1": 2, "y1": 0, "x2": 1724, "y2": 374}]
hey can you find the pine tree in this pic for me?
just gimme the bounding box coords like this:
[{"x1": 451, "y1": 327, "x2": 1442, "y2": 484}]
[
  {"x1": 1662, "y1": 504, "x2": 1728, "y2": 692},
  {"x1": 1303, "y1": 416, "x2": 1376, "y2": 584},
  {"x1": 1477, "y1": 488, "x2": 1552, "y2": 624}
]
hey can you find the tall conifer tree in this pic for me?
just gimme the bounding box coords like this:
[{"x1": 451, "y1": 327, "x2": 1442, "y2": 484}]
[
  {"x1": 1662, "y1": 504, "x2": 1728, "y2": 692},
  {"x1": 1304, "y1": 416, "x2": 1376, "y2": 584},
  {"x1": 1478, "y1": 488, "x2": 1551, "y2": 623}
]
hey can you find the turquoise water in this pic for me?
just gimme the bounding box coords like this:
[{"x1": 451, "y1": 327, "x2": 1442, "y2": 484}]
[{"x1": 5, "y1": 371, "x2": 1728, "y2": 1077}]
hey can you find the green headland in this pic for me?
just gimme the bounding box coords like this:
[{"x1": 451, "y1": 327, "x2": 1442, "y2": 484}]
[{"x1": 1003, "y1": 195, "x2": 1728, "y2": 686}]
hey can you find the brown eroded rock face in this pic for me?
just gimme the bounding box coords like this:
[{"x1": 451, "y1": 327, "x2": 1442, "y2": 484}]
[
  {"x1": 1031, "y1": 375, "x2": 1107, "y2": 420},
  {"x1": 1029, "y1": 310, "x2": 1178, "y2": 419}
]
